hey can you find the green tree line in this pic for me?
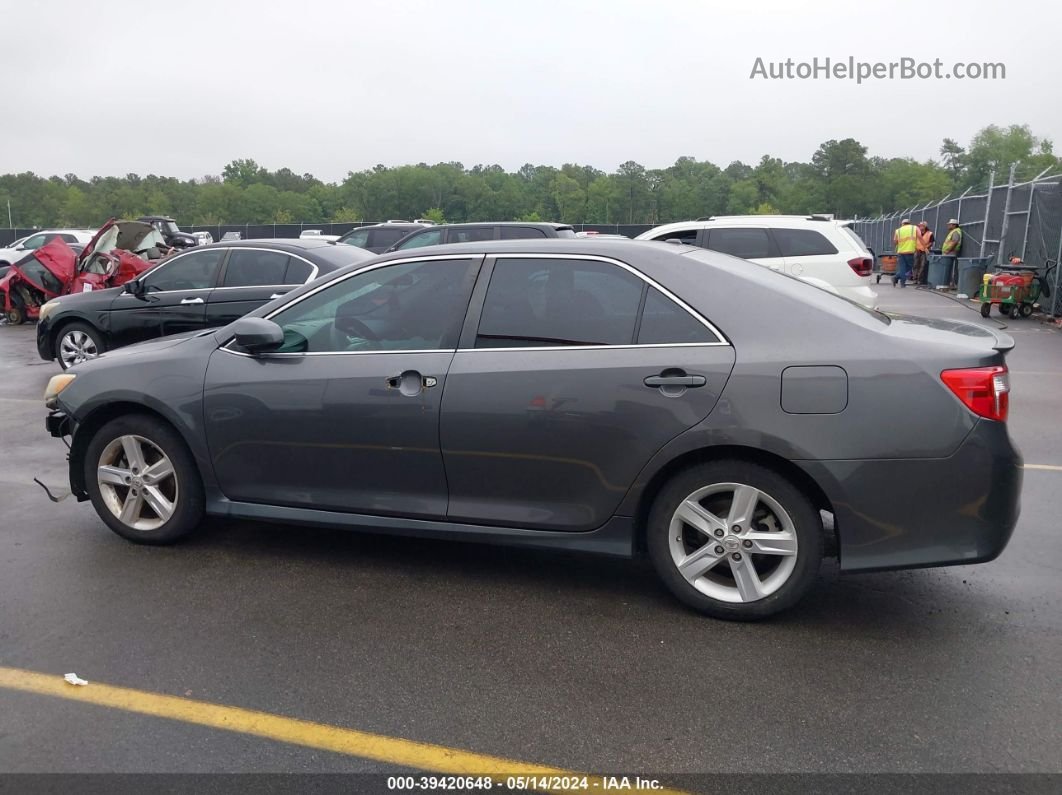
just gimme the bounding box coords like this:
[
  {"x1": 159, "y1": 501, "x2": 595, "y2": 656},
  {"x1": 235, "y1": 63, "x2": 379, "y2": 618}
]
[{"x1": 1, "y1": 124, "x2": 1056, "y2": 229}]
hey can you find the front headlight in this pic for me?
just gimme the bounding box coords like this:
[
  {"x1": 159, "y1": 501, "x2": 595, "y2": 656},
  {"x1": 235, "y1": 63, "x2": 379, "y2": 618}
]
[
  {"x1": 44, "y1": 374, "x2": 76, "y2": 409},
  {"x1": 38, "y1": 300, "x2": 61, "y2": 321}
]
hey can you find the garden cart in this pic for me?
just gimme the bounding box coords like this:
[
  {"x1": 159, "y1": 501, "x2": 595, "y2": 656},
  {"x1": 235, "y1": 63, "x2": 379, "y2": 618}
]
[{"x1": 978, "y1": 259, "x2": 1056, "y2": 319}]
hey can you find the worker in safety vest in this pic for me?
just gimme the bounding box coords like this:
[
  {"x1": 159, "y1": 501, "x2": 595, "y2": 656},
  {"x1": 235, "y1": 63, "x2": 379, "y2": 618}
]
[
  {"x1": 892, "y1": 218, "x2": 919, "y2": 288},
  {"x1": 912, "y1": 221, "x2": 932, "y2": 285},
  {"x1": 941, "y1": 219, "x2": 963, "y2": 287}
]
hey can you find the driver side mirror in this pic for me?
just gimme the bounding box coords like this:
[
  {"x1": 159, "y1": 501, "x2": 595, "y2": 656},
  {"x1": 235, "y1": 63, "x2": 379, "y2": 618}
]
[
  {"x1": 231, "y1": 317, "x2": 284, "y2": 355},
  {"x1": 123, "y1": 280, "x2": 144, "y2": 296}
]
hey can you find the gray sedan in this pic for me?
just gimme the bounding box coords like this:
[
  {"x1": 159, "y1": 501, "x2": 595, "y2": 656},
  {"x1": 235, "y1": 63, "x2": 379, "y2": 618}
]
[{"x1": 43, "y1": 239, "x2": 1022, "y2": 619}]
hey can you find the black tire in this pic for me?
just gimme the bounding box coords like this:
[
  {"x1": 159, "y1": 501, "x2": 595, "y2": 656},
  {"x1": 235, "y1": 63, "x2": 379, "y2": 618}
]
[
  {"x1": 876, "y1": 274, "x2": 882, "y2": 284},
  {"x1": 56, "y1": 321, "x2": 106, "y2": 370},
  {"x1": 980, "y1": 302, "x2": 992, "y2": 318},
  {"x1": 83, "y1": 414, "x2": 204, "y2": 545},
  {"x1": 1018, "y1": 302, "x2": 1033, "y2": 318},
  {"x1": 646, "y1": 460, "x2": 823, "y2": 620},
  {"x1": 999, "y1": 304, "x2": 1012, "y2": 317}
]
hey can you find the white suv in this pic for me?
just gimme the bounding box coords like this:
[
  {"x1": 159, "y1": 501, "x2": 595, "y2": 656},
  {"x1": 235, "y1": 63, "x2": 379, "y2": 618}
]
[
  {"x1": 636, "y1": 215, "x2": 877, "y2": 307},
  {"x1": 0, "y1": 229, "x2": 96, "y2": 267}
]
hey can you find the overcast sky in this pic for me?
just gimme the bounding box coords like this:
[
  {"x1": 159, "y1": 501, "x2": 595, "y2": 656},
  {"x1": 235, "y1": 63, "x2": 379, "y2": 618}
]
[{"x1": 1, "y1": 0, "x2": 1059, "y2": 182}]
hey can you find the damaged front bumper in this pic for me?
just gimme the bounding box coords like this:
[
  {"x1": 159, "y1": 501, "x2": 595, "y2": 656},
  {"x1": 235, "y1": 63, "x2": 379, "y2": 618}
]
[{"x1": 46, "y1": 410, "x2": 72, "y2": 439}]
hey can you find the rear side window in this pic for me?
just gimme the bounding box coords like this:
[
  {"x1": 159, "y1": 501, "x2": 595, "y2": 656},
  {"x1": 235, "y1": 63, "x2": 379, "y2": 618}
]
[
  {"x1": 284, "y1": 258, "x2": 314, "y2": 284},
  {"x1": 500, "y1": 226, "x2": 547, "y2": 239},
  {"x1": 772, "y1": 228, "x2": 838, "y2": 257},
  {"x1": 554, "y1": 228, "x2": 577, "y2": 238},
  {"x1": 60, "y1": 234, "x2": 79, "y2": 243},
  {"x1": 651, "y1": 228, "x2": 698, "y2": 244},
  {"x1": 449, "y1": 227, "x2": 495, "y2": 244},
  {"x1": 637, "y1": 288, "x2": 715, "y2": 344},
  {"x1": 396, "y1": 229, "x2": 444, "y2": 250},
  {"x1": 370, "y1": 229, "x2": 409, "y2": 250},
  {"x1": 222, "y1": 249, "x2": 290, "y2": 287},
  {"x1": 707, "y1": 228, "x2": 771, "y2": 259},
  {"x1": 477, "y1": 257, "x2": 642, "y2": 347}
]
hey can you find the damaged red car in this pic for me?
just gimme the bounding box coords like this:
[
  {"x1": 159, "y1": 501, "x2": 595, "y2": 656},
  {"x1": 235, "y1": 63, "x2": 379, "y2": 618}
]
[{"x1": 0, "y1": 219, "x2": 169, "y2": 324}]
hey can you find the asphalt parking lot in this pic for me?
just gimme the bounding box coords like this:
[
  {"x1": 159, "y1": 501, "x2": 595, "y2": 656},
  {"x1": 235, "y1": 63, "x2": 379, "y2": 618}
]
[{"x1": 1, "y1": 287, "x2": 1060, "y2": 780}]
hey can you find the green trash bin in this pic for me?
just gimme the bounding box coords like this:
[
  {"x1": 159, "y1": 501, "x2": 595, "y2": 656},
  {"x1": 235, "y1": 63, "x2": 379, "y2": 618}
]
[
  {"x1": 927, "y1": 255, "x2": 950, "y2": 287},
  {"x1": 957, "y1": 257, "x2": 991, "y2": 296}
]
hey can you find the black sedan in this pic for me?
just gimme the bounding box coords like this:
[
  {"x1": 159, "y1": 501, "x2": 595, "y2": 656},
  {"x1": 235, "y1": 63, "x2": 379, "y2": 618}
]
[
  {"x1": 36, "y1": 239, "x2": 374, "y2": 369},
  {"x1": 42, "y1": 239, "x2": 1022, "y2": 620}
]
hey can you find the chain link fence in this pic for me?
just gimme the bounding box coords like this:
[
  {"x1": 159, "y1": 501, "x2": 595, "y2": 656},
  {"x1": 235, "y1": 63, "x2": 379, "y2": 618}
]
[{"x1": 852, "y1": 167, "x2": 1062, "y2": 316}]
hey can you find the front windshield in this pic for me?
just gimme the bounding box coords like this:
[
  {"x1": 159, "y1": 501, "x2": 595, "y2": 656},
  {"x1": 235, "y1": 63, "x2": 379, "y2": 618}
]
[{"x1": 162, "y1": 221, "x2": 180, "y2": 235}]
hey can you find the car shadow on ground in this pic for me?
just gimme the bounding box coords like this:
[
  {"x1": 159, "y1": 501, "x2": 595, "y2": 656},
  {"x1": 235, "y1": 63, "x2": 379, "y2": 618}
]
[{"x1": 155, "y1": 516, "x2": 1007, "y2": 638}]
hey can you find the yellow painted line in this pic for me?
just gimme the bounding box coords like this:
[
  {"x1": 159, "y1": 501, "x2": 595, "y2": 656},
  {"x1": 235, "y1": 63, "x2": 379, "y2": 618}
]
[
  {"x1": 1023, "y1": 464, "x2": 1062, "y2": 471},
  {"x1": 0, "y1": 667, "x2": 687, "y2": 793}
]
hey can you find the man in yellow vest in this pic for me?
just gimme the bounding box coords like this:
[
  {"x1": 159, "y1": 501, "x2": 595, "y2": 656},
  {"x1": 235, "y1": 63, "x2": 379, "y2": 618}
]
[
  {"x1": 892, "y1": 218, "x2": 919, "y2": 288},
  {"x1": 941, "y1": 219, "x2": 963, "y2": 287}
]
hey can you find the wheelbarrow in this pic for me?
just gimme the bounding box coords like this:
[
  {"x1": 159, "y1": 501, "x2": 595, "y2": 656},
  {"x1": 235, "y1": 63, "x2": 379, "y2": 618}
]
[
  {"x1": 875, "y1": 254, "x2": 897, "y2": 284},
  {"x1": 978, "y1": 259, "x2": 1056, "y2": 318}
]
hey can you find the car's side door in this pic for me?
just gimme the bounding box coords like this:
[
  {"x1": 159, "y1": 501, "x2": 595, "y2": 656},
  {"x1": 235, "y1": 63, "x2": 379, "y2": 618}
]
[
  {"x1": 203, "y1": 254, "x2": 483, "y2": 517},
  {"x1": 205, "y1": 248, "x2": 316, "y2": 328},
  {"x1": 704, "y1": 227, "x2": 783, "y2": 271},
  {"x1": 440, "y1": 254, "x2": 736, "y2": 532},
  {"x1": 107, "y1": 248, "x2": 225, "y2": 347}
]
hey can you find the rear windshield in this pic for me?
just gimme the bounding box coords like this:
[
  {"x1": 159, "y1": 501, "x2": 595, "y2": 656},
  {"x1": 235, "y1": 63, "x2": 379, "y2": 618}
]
[
  {"x1": 682, "y1": 248, "x2": 890, "y2": 325},
  {"x1": 312, "y1": 244, "x2": 376, "y2": 269},
  {"x1": 555, "y1": 228, "x2": 577, "y2": 238}
]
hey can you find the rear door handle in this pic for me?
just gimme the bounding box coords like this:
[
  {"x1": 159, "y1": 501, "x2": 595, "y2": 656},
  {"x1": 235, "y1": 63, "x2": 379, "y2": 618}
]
[
  {"x1": 644, "y1": 374, "x2": 706, "y2": 387},
  {"x1": 180, "y1": 297, "x2": 204, "y2": 305}
]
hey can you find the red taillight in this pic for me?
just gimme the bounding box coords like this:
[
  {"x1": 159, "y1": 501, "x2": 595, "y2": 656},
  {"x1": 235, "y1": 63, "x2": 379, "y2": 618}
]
[
  {"x1": 940, "y1": 366, "x2": 1009, "y2": 422},
  {"x1": 848, "y1": 257, "x2": 873, "y2": 277}
]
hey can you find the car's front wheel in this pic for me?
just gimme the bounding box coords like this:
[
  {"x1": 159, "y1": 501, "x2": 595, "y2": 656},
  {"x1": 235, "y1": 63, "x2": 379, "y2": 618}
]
[
  {"x1": 84, "y1": 414, "x2": 204, "y2": 544},
  {"x1": 57, "y1": 322, "x2": 105, "y2": 370},
  {"x1": 647, "y1": 460, "x2": 823, "y2": 620}
]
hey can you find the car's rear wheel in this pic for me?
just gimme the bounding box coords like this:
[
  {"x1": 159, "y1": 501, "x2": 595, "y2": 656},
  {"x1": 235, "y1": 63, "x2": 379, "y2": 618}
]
[
  {"x1": 647, "y1": 460, "x2": 823, "y2": 620},
  {"x1": 84, "y1": 415, "x2": 204, "y2": 545},
  {"x1": 57, "y1": 322, "x2": 105, "y2": 370}
]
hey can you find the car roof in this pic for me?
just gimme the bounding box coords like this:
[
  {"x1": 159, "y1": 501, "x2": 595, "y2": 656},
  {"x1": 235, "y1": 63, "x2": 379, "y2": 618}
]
[{"x1": 409, "y1": 221, "x2": 573, "y2": 230}]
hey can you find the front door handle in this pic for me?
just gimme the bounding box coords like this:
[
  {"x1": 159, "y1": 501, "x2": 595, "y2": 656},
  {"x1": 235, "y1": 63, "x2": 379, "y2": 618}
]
[
  {"x1": 270, "y1": 292, "x2": 286, "y2": 300},
  {"x1": 644, "y1": 374, "x2": 706, "y2": 388},
  {"x1": 180, "y1": 296, "x2": 204, "y2": 305},
  {"x1": 386, "y1": 371, "x2": 438, "y2": 396}
]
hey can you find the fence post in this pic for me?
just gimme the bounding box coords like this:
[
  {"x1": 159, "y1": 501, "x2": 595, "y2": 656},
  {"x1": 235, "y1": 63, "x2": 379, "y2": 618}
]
[
  {"x1": 995, "y1": 164, "x2": 1018, "y2": 264},
  {"x1": 979, "y1": 169, "x2": 996, "y2": 258}
]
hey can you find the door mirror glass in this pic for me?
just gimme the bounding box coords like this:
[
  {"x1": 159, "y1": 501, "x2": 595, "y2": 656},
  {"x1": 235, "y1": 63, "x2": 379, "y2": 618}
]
[{"x1": 231, "y1": 317, "x2": 284, "y2": 354}]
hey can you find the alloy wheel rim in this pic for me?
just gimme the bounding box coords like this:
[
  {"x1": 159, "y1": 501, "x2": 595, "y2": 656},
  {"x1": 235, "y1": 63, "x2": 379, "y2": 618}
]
[
  {"x1": 668, "y1": 482, "x2": 798, "y2": 603},
  {"x1": 59, "y1": 330, "x2": 98, "y2": 368},
  {"x1": 97, "y1": 435, "x2": 178, "y2": 531}
]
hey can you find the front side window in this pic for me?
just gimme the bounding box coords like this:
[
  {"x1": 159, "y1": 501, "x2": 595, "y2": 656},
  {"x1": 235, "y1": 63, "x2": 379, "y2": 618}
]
[
  {"x1": 339, "y1": 229, "x2": 370, "y2": 248},
  {"x1": 707, "y1": 228, "x2": 771, "y2": 259},
  {"x1": 222, "y1": 249, "x2": 290, "y2": 287},
  {"x1": 142, "y1": 249, "x2": 225, "y2": 292},
  {"x1": 772, "y1": 228, "x2": 838, "y2": 257},
  {"x1": 476, "y1": 258, "x2": 643, "y2": 347},
  {"x1": 21, "y1": 233, "x2": 49, "y2": 250},
  {"x1": 270, "y1": 258, "x2": 479, "y2": 353},
  {"x1": 396, "y1": 229, "x2": 444, "y2": 250}
]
